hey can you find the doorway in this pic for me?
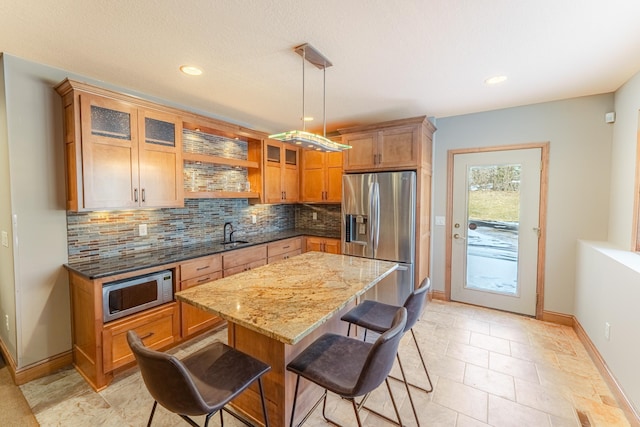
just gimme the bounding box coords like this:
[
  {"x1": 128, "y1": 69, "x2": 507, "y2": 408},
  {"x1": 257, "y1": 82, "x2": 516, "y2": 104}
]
[{"x1": 446, "y1": 145, "x2": 548, "y2": 317}]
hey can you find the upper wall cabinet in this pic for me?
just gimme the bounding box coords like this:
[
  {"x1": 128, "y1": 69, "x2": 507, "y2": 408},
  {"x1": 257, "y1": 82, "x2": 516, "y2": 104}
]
[
  {"x1": 300, "y1": 150, "x2": 343, "y2": 203},
  {"x1": 262, "y1": 140, "x2": 299, "y2": 204},
  {"x1": 339, "y1": 116, "x2": 435, "y2": 172},
  {"x1": 56, "y1": 79, "x2": 183, "y2": 211}
]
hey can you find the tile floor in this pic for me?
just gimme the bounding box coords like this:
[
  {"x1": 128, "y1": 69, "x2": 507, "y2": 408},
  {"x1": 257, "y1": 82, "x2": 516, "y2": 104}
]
[{"x1": 19, "y1": 300, "x2": 631, "y2": 426}]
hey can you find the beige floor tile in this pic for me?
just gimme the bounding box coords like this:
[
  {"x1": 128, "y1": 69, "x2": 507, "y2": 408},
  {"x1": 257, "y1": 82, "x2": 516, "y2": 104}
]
[
  {"x1": 433, "y1": 377, "x2": 488, "y2": 422},
  {"x1": 548, "y1": 413, "x2": 581, "y2": 427},
  {"x1": 573, "y1": 395, "x2": 631, "y2": 427},
  {"x1": 432, "y1": 324, "x2": 472, "y2": 345},
  {"x1": 456, "y1": 413, "x2": 492, "y2": 426},
  {"x1": 488, "y1": 394, "x2": 551, "y2": 427},
  {"x1": 489, "y1": 322, "x2": 531, "y2": 344},
  {"x1": 453, "y1": 316, "x2": 492, "y2": 335},
  {"x1": 514, "y1": 377, "x2": 577, "y2": 420},
  {"x1": 510, "y1": 340, "x2": 560, "y2": 366},
  {"x1": 469, "y1": 331, "x2": 511, "y2": 355},
  {"x1": 35, "y1": 389, "x2": 128, "y2": 427},
  {"x1": 489, "y1": 351, "x2": 539, "y2": 383},
  {"x1": 464, "y1": 363, "x2": 515, "y2": 400},
  {"x1": 446, "y1": 341, "x2": 490, "y2": 368}
]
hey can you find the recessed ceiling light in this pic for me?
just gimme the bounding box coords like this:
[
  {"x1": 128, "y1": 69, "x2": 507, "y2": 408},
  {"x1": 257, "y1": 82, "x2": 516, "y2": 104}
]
[
  {"x1": 303, "y1": 116, "x2": 314, "y2": 122},
  {"x1": 485, "y1": 75, "x2": 508, "y2": 85},
  {"x1": 180, "y1": 65, "x2": 203, "y2": 76}
]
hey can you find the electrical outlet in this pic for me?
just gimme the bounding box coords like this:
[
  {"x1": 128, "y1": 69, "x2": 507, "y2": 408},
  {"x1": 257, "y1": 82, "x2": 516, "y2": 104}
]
[
  {"x1": 312, "y1": 212, "x2": 317, "y2": 220},
  {"x1": 251, "y1": 215, "x2": 257, "y2": 224},
  {"x1": 139, "y1": 224, "x2": 148, "y2": 236},
  {"x1": 1, "y1": 231, "x2": 7, "y2": 247},
  {"x1": 4, "y1": 314, "x2": 8, "y2": 331},
  {"x1": 605, "y1": 322, "x2": 611, "y2": 341}
]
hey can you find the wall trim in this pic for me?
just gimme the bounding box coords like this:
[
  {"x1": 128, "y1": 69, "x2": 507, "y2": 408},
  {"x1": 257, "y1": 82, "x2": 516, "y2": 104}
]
[
  {"x1": 430, "y1": 290, "x2": 447, "y2": 301},
  {"x1": 572, "y1": 318, "x2": 640, "y2": 427},
  {"x1": 0, "y1": 338, "x2": 72, "y2": 385},
  {"x1": 540, "y1": 309, "x2": 574, "y2": 326}
]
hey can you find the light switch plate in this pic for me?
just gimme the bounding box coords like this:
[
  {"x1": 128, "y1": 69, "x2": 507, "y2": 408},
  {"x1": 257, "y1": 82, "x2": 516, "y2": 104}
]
[
  {"x1": 1, "y1": 231, "x2": 8, "y2": 247},
  {"x1": 435, "y1": 216, "x2": 446, "y2": 226},
  {"x1": 139, "y1": 224, "x2": 148, "y2": 236}
]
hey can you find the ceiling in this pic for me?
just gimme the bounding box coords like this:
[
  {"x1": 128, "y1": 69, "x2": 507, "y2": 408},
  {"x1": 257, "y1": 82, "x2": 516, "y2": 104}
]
[{"x1": 2, "y1": 0, "x2": 640, "y2": 135}]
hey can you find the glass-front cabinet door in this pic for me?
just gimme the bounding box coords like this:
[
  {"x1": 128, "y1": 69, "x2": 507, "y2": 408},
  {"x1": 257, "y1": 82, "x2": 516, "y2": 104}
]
[
  {"x1": 138, "y1": 109, "x2": 183, "y2": 207},
  {"x1": 79, "y1": 93, "x2": 140, "y2": 209},
  {"x1": 263, "y1": 140, "x2": 298, "y2": 203}
]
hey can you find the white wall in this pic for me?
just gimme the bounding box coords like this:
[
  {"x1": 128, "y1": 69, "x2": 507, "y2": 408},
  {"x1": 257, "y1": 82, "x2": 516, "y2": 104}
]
[
  {"x1": 572, "y1": 70, "x2": 640, "y2": 415},
  {"x1": 608, "y1": 70, "x2": 640, "y2": 248},
  {"x1": 432, "y1": 95, "x2": 614, "y2": 314},
  {"x1": 576, "y1": 241, "x2": 640, "y2": 414}
]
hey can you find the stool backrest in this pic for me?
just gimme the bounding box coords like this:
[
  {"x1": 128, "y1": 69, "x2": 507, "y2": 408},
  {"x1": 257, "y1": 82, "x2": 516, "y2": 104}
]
[
  {"x1": 352, "y1": 307, "x2": 407, "y2": 397},
  {"x1": 127, "y1": 330, "x2": 208, "y2": 416},
  {"x1": 404, "y1": 277, "x2": 431, "y2": 332}
]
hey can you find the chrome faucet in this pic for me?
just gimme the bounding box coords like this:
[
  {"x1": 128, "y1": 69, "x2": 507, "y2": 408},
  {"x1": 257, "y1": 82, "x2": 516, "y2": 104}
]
[{"x1": 223, "y1": 222, "x2": 234, "y2": 243}]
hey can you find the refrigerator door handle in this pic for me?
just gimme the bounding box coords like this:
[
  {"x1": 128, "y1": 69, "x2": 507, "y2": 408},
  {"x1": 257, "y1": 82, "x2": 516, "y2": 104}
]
[
  {"x1": 372, "y1": 181, "x2": 381, "y2": 255},
  {"x1": 368, "y1": 181, "x2": 376, "y2": 254}
]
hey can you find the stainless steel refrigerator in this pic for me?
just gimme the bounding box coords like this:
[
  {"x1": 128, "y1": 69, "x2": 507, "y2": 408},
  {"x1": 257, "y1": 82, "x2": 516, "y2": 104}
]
[{"x1": 342, "y1": 171, "x2": 416, "y2": 306}]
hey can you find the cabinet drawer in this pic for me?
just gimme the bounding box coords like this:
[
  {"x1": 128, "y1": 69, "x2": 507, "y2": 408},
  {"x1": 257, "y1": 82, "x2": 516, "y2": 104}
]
[
  {"x1": 268, "y1": 249, "x2": 302, "y2": 264},
  {"x1": 224, "y1": 258, "x2": 267, "y2": 277},
  {"x1": 222, "y1": 245, "x2": 267, "y2": 270},
  {"x1": 267, "y1": 237, "x2": 302, "y2": 258},
  {"x1": 180, "y1": 270, "x2": 222, "y2": 289},
  {"x1": 102, "y1": 303, "x2": 179, "y2": 372},
  {"x1": 181, "y1": 255, "x2": 222, "y2": 281}
]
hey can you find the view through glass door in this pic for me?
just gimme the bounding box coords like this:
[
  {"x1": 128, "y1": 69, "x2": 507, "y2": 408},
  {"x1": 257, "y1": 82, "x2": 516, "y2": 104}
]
[{"x1": 450, "y1": 148, "x2": 541, "y2": 316}]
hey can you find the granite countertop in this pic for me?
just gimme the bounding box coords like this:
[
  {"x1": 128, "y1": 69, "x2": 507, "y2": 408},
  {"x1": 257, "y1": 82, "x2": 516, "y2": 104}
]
[
  {"x1": 175, "y1": 252, "x2": 398, "y2": 345},
  {"x1": 64, "y1": 228, "x2": 341, "y2": 279}
]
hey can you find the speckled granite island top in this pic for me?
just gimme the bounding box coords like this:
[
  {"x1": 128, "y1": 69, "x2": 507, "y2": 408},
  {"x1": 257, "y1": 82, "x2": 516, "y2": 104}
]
[{"x1": 175, "y1": 252, "x2": 398, "y2": 345}]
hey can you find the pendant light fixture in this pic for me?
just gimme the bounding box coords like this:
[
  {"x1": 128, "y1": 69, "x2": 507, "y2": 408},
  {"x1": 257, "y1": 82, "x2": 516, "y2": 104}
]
[{"x1": 269, "y1": 43, "x2": 351, "y2": 152}]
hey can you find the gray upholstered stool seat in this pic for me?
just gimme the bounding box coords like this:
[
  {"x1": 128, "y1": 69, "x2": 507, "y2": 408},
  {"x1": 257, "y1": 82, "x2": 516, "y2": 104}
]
[
  {"x1": 127, "y1": 330, "x2": 270, "y2": 427},
  {"x1": 341, "y1": 278, "x2": 433, "y2": 426},
  {"x1": 286, "y1": 307, "x2": 407, "y2": 427}
]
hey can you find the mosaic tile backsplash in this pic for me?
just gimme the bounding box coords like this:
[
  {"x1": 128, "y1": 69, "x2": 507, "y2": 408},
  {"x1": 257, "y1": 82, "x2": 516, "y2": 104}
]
[
  {"x1": 66, "y1": 201, "x2": 341, "y2": 263},
  {"x1": 65, "y1": 128, "x2": 341, "y2": 263}
]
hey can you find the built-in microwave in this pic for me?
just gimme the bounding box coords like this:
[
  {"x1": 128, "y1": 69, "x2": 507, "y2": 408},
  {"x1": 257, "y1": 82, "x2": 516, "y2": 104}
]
[{"x1": 102, "y1": 270, "x2": 173, "y2": 323}]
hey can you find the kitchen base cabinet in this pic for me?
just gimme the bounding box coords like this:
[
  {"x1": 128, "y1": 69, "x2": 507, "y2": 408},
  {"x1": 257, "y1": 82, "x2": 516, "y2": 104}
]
[
  {"x1": 267, "y1": 237, "x2": 302, "y2": 263},
  {"x1": 305, "y1": 237, "x2": 341, "y2": 254},
  {"x1": 223, "y1": 245, "x2": 267, "y2": 276},
  {"x1": 179, "y1": 255, "x2": 225, "y2": 338},
  {"x1": 102, "y1": 303, "x2": 179, "y2": 373}
]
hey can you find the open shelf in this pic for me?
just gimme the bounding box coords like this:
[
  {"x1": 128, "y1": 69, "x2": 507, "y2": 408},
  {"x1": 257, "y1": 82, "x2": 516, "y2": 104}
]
[{"x1": 183, "y1": 152, "x2": 259, "y2": 169}]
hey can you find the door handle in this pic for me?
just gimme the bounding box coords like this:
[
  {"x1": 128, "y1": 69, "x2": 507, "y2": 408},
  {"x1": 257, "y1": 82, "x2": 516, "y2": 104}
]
[{"x1": 453, "y1": 233, "x2": 466, "y2": 240}]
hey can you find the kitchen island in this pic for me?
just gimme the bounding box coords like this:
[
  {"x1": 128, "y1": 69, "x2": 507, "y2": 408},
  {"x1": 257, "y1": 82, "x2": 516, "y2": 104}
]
[{"x1": 175, "y1": 251, "x2": 398, "y2": 426}]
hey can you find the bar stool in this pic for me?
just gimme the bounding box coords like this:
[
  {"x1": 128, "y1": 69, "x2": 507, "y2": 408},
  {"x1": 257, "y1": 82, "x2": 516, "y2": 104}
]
[
  {"x1": 286, "y1": 307, "x2": 407, "y2": 427},
  {"x1": 127, "y1": 330, "x2": 271, "y2": 427},
  {"x1": 341, "y1": 277, "x2": 433, "y2": 425}
]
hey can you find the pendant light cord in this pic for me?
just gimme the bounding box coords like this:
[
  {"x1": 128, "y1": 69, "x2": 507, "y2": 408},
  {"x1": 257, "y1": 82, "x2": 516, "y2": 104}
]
[{"x1": 302, "y1": 48, "x2": 306, "y2": 133}]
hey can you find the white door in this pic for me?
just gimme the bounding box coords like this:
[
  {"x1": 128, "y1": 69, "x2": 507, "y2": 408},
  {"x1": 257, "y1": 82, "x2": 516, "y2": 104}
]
[{"x1": 450, "y1": 148, "x2": 541, "y2": 316}]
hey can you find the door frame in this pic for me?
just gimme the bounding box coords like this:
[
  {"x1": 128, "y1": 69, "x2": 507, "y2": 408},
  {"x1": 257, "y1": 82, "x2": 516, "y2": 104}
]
[{"x1": 445, "y1": 142, "x2": 549, "y2": 319}]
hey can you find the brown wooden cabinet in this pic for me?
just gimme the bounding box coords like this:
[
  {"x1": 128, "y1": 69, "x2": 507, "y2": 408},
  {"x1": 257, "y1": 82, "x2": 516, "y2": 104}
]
[
  {"x1": 179, "y1": 255, "x2": 224, "y2": 338},
  {"x1": 102, "y1": 303, "x2": 179, "y2": 372},
  {"x1": 305, "y1": 236, "x2": 341, "y2": 254},
  {"x1": 56, "y1": 79, "x2": 183, "y2": 211},
  {"x1": 300, "y1": 150, "x2": 343, "y2": 203},
  {"x1": 263, "y1": 140, "x2": 299, "y2": 203},
  {"x1": 222, "y1": 244, "x2": 267, "y2": 276},
  {"x1": 340, "y1": 116, "x2": 431, "y2": 172},
  {"x1": 267, "y1": 237, "x2": 302, "y2": 263}
]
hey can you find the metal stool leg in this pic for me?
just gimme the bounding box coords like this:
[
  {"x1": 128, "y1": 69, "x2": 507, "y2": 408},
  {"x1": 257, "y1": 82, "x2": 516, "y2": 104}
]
[{"x1": 395, "y1": 352, "x2": 420, "y2": 426}]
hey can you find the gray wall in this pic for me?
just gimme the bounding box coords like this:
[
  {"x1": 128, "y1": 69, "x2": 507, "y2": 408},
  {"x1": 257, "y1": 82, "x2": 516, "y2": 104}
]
[
  {"x1": 432, "y1": 94, "x2": 614, "y2": 314},
  {"x1": 0, "y1": 54, "x2": 70, "y2": 366}
]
